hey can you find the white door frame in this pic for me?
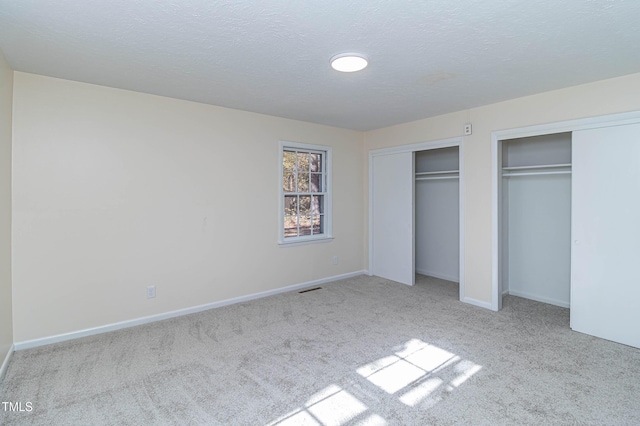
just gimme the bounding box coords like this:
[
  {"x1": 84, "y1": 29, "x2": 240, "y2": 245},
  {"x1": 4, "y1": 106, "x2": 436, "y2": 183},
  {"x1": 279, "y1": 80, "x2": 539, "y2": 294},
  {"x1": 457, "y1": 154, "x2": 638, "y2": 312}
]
[
  {"x1": 491, "y1": 110, "x2": 640, "y2": 311},
  {"x1": 369, "y1": 137, "x2": 466, "y2": 301}
]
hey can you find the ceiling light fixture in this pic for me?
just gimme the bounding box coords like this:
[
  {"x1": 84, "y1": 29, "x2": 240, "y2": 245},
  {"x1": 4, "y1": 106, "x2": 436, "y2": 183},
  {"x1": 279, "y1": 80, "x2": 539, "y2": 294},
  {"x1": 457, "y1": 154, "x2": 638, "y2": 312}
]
[{"x1": 330, "y1": 53, "x2": 368, "y2": 73}]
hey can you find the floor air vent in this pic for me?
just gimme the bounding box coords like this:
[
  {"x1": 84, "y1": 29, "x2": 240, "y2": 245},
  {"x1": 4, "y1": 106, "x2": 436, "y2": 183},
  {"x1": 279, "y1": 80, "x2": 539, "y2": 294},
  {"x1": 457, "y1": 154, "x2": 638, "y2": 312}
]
[{"x1": 299, "y1": 287, "x2": 322, "y2": 294}]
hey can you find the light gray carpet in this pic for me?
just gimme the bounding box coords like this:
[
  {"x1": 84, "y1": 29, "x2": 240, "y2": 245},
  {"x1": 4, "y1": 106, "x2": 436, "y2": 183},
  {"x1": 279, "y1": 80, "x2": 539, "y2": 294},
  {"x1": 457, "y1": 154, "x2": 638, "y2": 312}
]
[{"x1": 1, "y1": 274, "x2": 639, "y2": 425}]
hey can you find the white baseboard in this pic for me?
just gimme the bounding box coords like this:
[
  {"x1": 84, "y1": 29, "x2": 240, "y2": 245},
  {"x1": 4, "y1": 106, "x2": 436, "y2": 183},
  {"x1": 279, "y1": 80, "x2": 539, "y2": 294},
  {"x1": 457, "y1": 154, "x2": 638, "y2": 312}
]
[
  {"x1": 0, "y1": 344, "x2": 14, "y2": 382},
  {"x1": 415, "y1": 269, "x2": 459, "y2": 283},
  {"x1": 14, "y1": 270, "x2": 367, "y2": 351},
  {"x1": 461, "y1": 296, "x2": 495, "y2": 311},
  {"x1": 507, "y1": 289, "x2": 570, "y2": 308}
]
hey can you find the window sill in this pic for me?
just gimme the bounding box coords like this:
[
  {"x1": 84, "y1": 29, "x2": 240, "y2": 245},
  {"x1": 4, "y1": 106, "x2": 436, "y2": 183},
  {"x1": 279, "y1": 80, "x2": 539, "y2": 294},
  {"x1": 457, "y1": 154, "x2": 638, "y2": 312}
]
[{"x1": 278, "y1": 236, "x2": 334, "y2": 248}]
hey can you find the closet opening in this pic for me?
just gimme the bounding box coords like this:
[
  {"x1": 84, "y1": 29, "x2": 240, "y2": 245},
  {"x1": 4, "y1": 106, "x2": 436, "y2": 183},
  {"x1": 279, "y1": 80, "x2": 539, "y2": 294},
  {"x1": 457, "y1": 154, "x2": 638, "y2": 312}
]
[
  {"x1": 498, "y1": 132, "x2": 572, "y2": 309},
  {"x1": 491, "y1": 111, "x2": 640, "y2": 348},
  {"x1": 369, "y1": 137, "x2": 465, "y2": 302},
  {"x1": 415, "y1": 146, "x2": 460, "y2": 300}
]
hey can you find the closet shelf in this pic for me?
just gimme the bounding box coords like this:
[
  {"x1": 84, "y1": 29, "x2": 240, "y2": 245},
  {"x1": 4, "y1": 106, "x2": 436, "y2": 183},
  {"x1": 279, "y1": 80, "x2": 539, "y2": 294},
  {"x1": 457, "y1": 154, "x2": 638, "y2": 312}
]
[
  {"x1": 416, "y1": 170, "x2": 460, "y2": 181},
  {"x1": 416, "y1": 176, "x2": 460, "y2": 181},
  {"x1": 502, "y1": 163, "x2": 571, "y2": 171},
  {"x1": 415, "y1": 169, "x2": 459, "y2": 176},
  {"x1": 502, "y1": 163, "x2": 571, "y2": 178},
  {"x1": 503, "y1": 170, "x2": 571, "y2": 177}
]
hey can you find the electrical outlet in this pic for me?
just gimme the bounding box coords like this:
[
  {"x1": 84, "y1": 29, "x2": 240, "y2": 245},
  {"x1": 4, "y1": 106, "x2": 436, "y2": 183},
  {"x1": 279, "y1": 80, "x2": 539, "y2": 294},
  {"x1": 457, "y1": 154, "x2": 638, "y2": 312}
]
[
  {"x1": 464, "y1": 123, "x2": 472, "y2": 135},
  {"x1": 333, "y1": 256, "x2": 339, "y2": 265},
  {"x1": 147, "y1": 285, "x2": 156, "y2": 299}
]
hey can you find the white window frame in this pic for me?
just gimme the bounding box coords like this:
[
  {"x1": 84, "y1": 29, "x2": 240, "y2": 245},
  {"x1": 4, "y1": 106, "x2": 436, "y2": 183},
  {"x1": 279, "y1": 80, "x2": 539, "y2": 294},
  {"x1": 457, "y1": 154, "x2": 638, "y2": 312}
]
[{"x1": 278, "y1": 141, "x2": 333, "y2": 246}]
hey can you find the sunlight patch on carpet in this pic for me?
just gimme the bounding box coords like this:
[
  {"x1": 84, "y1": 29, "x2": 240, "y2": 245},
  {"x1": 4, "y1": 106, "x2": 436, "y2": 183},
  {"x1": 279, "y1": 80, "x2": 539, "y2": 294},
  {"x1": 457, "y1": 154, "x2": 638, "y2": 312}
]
[
  {"x1": 269, "y1": 338, "x2": 482, "y2": 425},
  {"x1": 358, "y1": 338, "x2": 482, "y2": 408},
  {"x1": 399, "y1": 377, "x2": 444, "y2": 407},
  {"x1": 269, "y1": 384, "x2": 371, "y2": 426},
  {"x1": 450, "y1": 360, "x2": 483, "y2": 388}
]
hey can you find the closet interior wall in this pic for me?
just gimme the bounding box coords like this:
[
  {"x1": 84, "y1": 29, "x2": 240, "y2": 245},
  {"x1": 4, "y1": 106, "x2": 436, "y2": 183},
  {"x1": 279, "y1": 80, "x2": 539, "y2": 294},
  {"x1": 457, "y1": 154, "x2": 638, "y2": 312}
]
[
  {"x1": 415, "y1": 147, "x2": 459, "y2": 282},
  {"x1": 501, "y1": 133, "x2": 572, "y2": 307}
]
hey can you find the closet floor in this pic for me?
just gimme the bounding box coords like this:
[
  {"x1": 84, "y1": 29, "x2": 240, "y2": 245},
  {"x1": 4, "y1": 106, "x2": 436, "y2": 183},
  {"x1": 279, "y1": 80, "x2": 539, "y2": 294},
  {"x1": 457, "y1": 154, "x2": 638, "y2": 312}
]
[{"x1": 415, "y1": 274, "x2": 459, "y2": 300}]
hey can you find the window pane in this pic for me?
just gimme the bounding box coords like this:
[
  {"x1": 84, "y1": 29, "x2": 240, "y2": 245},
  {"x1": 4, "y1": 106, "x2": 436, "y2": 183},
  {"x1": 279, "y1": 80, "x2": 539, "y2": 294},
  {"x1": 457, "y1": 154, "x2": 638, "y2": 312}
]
[
  {"x1": 298, "y1": 152, "x2": 310, "y2": 172},
  {"x1": 310, "y1": 153, "x2": 322, "y2": 173},
  {"x1": 310, "y1": 173, "x2": 322, "y2": 192},
  {"x1": 312, "y1": 215, "x2": 323, "y2": 235},
  {"x1": 298, "y1": 172, "x2": 309, "y2": 192},
  {"x1": 284, "y1": 215, "x2": 298, "y2": 238},
  {"x1": 284, "y1": 196, "x2": 297, "y2": 216},
  {"x1": 300, "y1": 216, "x2": 312, "y2": 236},
  {"x1": 283, "y1": 172, "x2": 296, "y2": 192},
  {"x1": 283, "y1": 151, "x2": 296, "y2": 171},
  {"x1": 299, "y1": 196, "x2": 311, "y2": 215},
  {"x1": 312, "y1": 195, "x2": 324, "y2": 214},
  {"x1": 281, "y1": 145, "x2": 330, "y2": 242}
]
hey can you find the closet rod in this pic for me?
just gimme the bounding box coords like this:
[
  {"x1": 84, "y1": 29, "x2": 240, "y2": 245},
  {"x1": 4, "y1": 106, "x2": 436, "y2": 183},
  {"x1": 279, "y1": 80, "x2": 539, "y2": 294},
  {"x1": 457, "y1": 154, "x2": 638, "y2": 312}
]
[
  {"x1": 416, "y1": 176, "x2": 460, "y2": 181},
  {"x1": 502, "y1": 171, "x2": 571, "y2": 178}
]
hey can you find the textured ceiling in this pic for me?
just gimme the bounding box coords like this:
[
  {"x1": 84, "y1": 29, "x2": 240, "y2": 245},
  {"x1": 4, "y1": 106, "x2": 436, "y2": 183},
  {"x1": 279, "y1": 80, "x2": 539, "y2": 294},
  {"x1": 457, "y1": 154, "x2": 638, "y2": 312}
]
[{"x1": 1, "y1": 0, "x2": 639, "y2": 131}]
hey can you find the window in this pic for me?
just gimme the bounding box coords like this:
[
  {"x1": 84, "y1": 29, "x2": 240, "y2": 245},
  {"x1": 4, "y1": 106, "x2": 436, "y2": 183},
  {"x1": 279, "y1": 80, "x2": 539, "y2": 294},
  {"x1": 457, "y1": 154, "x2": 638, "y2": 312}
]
[{"x1": 279, "y1": 141, "x2": 332, "y2": 245}]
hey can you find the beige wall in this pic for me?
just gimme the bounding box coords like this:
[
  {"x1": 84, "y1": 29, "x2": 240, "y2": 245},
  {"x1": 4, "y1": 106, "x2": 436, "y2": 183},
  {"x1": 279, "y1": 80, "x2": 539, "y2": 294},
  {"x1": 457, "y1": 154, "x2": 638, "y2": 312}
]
[
  {"x1": 364, "y1": 72, "x2": 640, "y2": 304},
  {"x1": 10, "y1": 68, "x2": 640, "y2": 343},
  {"x1": 12, "y1": 73, "x2": 364, "y2": 342},
  {"x1": 0, "y1": 51, "x2": 13, "y2": 360}
]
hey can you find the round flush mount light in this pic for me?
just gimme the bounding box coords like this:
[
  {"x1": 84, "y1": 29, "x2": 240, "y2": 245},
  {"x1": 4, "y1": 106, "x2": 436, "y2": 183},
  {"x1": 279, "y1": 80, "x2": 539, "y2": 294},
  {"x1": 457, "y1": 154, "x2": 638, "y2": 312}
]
[{"x1": 330, "y1": 53, "x2": 368, "y2": 72}]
